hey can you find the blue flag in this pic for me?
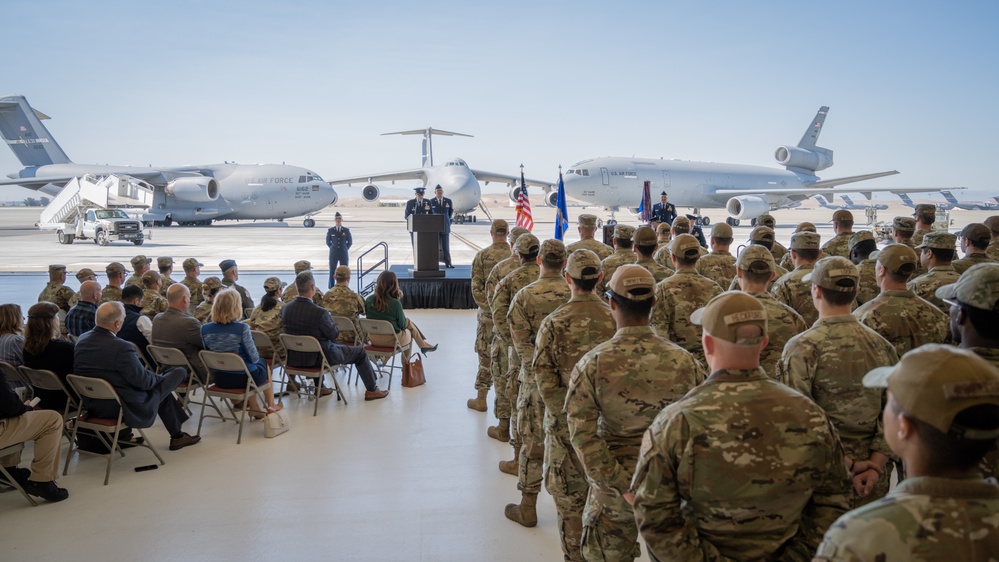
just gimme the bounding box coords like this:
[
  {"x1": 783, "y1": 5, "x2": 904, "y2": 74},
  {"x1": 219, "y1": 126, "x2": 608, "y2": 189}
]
[{"x1": 554, "y1": 170, "x2": 569, "y2": 240}]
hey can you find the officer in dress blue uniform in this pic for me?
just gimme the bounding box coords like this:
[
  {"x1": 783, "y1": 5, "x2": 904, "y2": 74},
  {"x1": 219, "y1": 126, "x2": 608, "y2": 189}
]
[
  {"x1": 651, "y1": 191, "x2": 677, "y2": 226},
  {"x1": 326, "y1": 212, "x2": 352, "y2": 289},
  {"x1": 405, "y1": 186, "x2": 432, "y2": 247},
  {"x1": 429, "y1": 184, "x2": 455, "y2": 268}
]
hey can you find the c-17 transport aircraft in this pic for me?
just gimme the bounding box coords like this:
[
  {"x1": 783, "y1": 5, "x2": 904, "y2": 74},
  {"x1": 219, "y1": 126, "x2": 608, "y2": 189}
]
[
  {"x1": 816, "y1": 195, "x2": 887, "y2": 211},
  {"x1": 327, "y1": 128, "x2": 553, "y2": 222},
  {"x1": 0, "y1": 95, "x2": 337, "y2": 227},
  {"x1": 559, "y1": 106, "x2": 960, "y2": 226}
]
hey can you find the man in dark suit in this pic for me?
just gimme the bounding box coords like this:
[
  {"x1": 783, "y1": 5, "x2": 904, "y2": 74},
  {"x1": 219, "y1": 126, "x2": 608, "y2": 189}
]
[
  {"x1": 429, "y1": 184, "x2": 455, "y2": 268},
  {"x1": 282, "y1": 272, "x2": 389, "y2": 401},
  {"x1": 651, "y1": 191, "x2": 677, "y2": 227},
  {"x1": 325, "y1": 212, "x2": 352, "y2": 289},
  {"x1": 74, "y1": 302, "x2": 201, "y2": 451},
  {"x1": 152, "y1": 284, "x2": 207, "y2": 382}
]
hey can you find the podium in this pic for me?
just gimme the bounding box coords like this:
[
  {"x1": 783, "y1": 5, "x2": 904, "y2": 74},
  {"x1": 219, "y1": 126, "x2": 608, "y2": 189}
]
[{"x1": 409, "y1": 214, "x2": 446, "y2": 278}]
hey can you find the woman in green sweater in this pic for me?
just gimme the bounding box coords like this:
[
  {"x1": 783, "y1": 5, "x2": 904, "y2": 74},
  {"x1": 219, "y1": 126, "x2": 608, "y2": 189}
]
[{"x1": 364, "y1": 271, "x2": 437, "y2": 354}]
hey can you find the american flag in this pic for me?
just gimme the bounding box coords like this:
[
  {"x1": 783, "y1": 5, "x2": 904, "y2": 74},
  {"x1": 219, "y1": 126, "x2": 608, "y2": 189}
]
[{"x1": 516, "y1": 166, "x2": 533, "y2": 231}]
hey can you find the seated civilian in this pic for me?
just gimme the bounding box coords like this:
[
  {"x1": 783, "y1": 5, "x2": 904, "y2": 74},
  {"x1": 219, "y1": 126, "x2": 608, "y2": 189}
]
[
  {"x1": 364, "y1": 271, "x2": 437, "y2": 354},
  {"x1": 151, "y1": 284, "x2": 207, "y2": 383},
  {"x1": 120, "y1": 285, "x2": 154, "y2": 366},
  {"x1": 21, "y1": 302, "x2": 74, "y2": 411},
  {"x1": 65, "y1": 280, "x2": 101, "y2": 337},
  {"x1": 201, "y1": 289, "x2": 280, "y2": 415},
  {"x1": 0, "y1": 304, "x2": 24, "y2": 367},
  {"x1": 74, "y1": 302, "x2": 200, "y2": 451}
]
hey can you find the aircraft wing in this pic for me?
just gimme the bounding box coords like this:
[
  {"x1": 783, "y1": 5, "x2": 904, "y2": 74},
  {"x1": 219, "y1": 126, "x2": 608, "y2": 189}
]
[
  {"x1": 327, "y1": 169, "x2": 427, "y2": 186},
  {"x1": 470, "y1": 169, "x2": 554, "y2": 190},
  {"x1": 0, "y1": 170, "x2": 168, "y2": 190}
]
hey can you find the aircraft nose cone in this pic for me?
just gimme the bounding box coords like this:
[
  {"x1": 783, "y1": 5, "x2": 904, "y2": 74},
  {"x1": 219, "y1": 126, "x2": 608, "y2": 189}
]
[{"x1": 444, "y1": 175, "x2": 480, "y2": 214}]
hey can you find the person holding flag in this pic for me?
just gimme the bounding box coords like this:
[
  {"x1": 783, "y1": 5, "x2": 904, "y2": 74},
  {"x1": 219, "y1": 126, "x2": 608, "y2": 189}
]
[{"x1": 554, "y1": 166, "x2": 569, "y2": 241}]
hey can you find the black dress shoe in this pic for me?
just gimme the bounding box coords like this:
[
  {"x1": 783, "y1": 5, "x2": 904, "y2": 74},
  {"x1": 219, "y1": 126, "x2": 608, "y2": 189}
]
[
  {"x1": 0, "y1": 466, "x2": 30, "y2": 487},
  {"x1": 25, "y1": 480, "x2": 69, "y2": 502},
  {"x1": 445, "y1": 264, "x2": 455, "y2": 268}
]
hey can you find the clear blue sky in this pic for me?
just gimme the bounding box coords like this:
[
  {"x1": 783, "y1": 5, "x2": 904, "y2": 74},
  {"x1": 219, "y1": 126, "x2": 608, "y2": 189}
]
[{"x1": 2, "y1": 1, "x2": 996, "y2": 200}]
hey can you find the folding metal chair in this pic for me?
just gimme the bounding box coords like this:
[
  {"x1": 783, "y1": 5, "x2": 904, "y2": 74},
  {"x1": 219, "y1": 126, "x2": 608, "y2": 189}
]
[
  {"x1": 17, "y1": 366, "x2": 79, "y2": 444},
  {"x1": 146, "y1": 345, "x2": 221, "y2": 418},
  {"x1": 130, "y1": 341, "x2": 154, "y2": 371},
  {"x1": 197, "y1": 350, "x2": 271, "y2": 444},
  {"x1": 250, "y1": 330, "x2": 285, "y2": 387},
  {"x1": 0, "y1": 444, "x2": 37, "y2": 506},
  {"x1": 330, "y1": 316, "x2": 359, "y2": 379},
  {"x1": 0, "y1": 361, "x2": 32, "y2": 402},
  {"x1": 63, "y1": 375, "x2": 165, "y2": 485},
  {"x1": 358, "y1": 318, "x2": 411, "y2": 391},
  {"x1": 278, "y1": 334, "x2": 348, "y2": 415}
]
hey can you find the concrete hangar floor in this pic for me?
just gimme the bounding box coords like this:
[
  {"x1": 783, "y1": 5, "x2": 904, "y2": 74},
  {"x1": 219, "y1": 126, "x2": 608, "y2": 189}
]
[{"x1": 1, "y1": 201, "x2": 994, "y2": 560}]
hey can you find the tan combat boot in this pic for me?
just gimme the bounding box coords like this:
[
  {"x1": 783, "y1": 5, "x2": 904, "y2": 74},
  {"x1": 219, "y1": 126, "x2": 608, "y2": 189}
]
[
  {"x1": 466, "y1": 388, "x2": 488, "y2": 412},
  {"x1": 498, "y1": 447, "x2": 520, "y2": 475},
  {"x1": 504, "y1": 492, "x2": 538, "y2": 527},
  {"x1": 487, "y1": 418, "x2": 509, "y2": 442}
]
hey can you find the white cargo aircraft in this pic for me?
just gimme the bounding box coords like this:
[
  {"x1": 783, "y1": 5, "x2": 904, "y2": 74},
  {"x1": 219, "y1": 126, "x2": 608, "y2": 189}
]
[
  {"x1": 559, "y1": 106, "x2": 960, "y2": 226},
  {"x1": 327, "y1": 128, "x2": 553, "y2": 222}
]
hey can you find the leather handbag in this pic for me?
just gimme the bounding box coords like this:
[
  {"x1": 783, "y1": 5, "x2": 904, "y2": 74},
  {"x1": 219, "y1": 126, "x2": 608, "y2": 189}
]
[
  {"x1": 402, "y1": 353, "x2": 426, "y2": 388},
  {"x1": 264, "y1": 408, "x2": 291, "y2": 438}
]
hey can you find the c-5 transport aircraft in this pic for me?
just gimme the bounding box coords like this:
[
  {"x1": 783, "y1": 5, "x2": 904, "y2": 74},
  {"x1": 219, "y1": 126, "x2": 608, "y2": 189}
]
[
  {"x1": 560, "y1": 106, "x2": 959, "y2": 226},
  {"x1": 0, "y1": 95, "x2": 337, "y2": 227},
  {"x1": 327, "y1": 128, "x2": 553, "y2": 222},
  {"x1": 817, "y1": 195, "x2": 887, "y2": 211},
  {"x1": 940, "y1": 190, "x2": 999, "y2": 211}
]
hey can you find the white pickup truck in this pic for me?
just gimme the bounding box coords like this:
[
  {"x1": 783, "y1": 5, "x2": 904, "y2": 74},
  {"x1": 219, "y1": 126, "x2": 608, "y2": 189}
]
[{"x1": 49, "y1": 207, "x2": 145, "y2": 246}]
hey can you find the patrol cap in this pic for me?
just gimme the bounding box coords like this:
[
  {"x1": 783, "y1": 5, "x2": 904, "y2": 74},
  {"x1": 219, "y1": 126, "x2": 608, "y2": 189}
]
[
  {"x1": 539, "y1": 239, "x2": 567, "y2": 261},
  {"x1": 201, "y1": 276, "x2": 222, "y2": 294},
  {"x1": 984, "y1": 216, "x2": 999, "y2": 235},
  {"x1": 915, "y1": 231, "x2": 957, "y2": 251},
  {"x1": 514, "y1": 233, "x2": 540, "y2": 255},
  {"x1": 491, "y1": 219, "x2": 509, "y2": 234},
  {"x1": 607, "y1": 264, "x2": 655, "y2": 301},
  {"x1": 960, "y1": 223, "x2": 991, "y2": 246},
  {"x1": 876, "y1": 244, "x2": 918, "y2": 275},
  {"x1": 749, "y1": 226, "x2": 775, "y2": 243},
  {"x1": 690, "y1": 291, "x2": 768, "y2": 345},
  {"x1": 803, "y1": 256, "x2": 859, "y2": 292},
  {"x1": 334, "y1": 265, "x2": 351, "y2": 282},
  {"x1": 671, "y1": 216, "x2": 691, "y2": 233},
  {"x1": 106, "y1": 262, "x2": 126, "y2": 275},
  {"x1": 758, "y1": 214, "x2": 776, "y2": 229},
  {"x1": 831, "y1": 209, "x2": 854, "y2": 222},
  {"x1": 736, "y1": 245, "x2": 775, "y2": 274},
  {"x1": 795, "y1": 222, "x2": 817, "y2": 233},
  {"x1": 710, "y1": 222, "x2": 733, "y2": 239},
  {"x1": 219, "y1": 259, "x2": 237, "y2": 273},
  {"x1": 577, "y1": 214, "x2": 597, "y2": 228},
  {"x1": 613, "y1": 224, "x2": 636, "y2": 240},
  {"x1": 263, "y1": 277, "x2": 286, "y2": 292},
  {"x1": 864, "y1": 344, "x2": 999, "y2": 439},
  {"x1": 893, "y1": 216, "x2": 916, "y2": 232},
  {"x1": 130, "y1": 255, "x2": 151, "y2": 269},
  {"x1": 849, "y1": 230, "x2": 876, "y2": 249},
  {"x1": 48, "y1": 264, "x2": 66, "y2": 274},
  {"x1": 293, "y1": 260, "x2": 312, "y2": 274},
  {"x1": 656, "y1": 222, "x2": 671, "y2": 236},
  {"x1": 75, "y1": 268, "x2": 96, "y2": 282},
  {"x1": 632, "y1": 225, "x2": 658, "y2": 246},
  {"x1": 334, "y1": 211, "x2": 343, "y2": 218},
  {"x1": 790, "y1": 231, "x2": 821, "y2": 250},
  {"x1": 668, "y1": 234, "x2": 701, "y2": 258},
  {"x1": 936, "y1": 263, "x2": 999, "y2": 312},
  {"x1": 182, "y1": 258, "x2": 204, "y2": 272},
  {"x1": 141, "y1": 270, "x2": 161, "y2": 286},
  {"x1": 566, "y1": 249, "x2": 602, "y2": 280},
  {"x1": 157, "y1": 256, "x2": 174, "y2": 269},
  {"x1": 913, "y1": 204, "x2": 936, "y2": 218}
]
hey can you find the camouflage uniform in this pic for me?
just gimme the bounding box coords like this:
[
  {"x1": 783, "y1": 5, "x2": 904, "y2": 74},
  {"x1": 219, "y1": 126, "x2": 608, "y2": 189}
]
[
  {"x1": 988, "y1": 240, "x2": 999, "y2": 261},
  {"x1": 140, "y1": 289, "x2": 168, "y2": 320},
  {"x1": 159, "y1": 275, "x2": 176, "y2": 296},
  {"x1": 282, "y1": 283, "x2": 324, "y2": 304},
  {"x1": 695, "y1": 250, "x2": 736, "y2": 288},
  {"x1": 632, "y1": 368, "x2": 851, "y2": 561},
  {"x1": 855, "y1": 258, "x2": 880, "y2": 305},
  {"x1": 535, "y1": 293, "x2": 616, "y2": 561},
  {"x1": 248, "y1": 301, "x2": 285, "y2": 357},
  {"x1": 471, "y1": 241, "x2": 512, "y2": 393},
  {"x1": 124, "y1": 273, "x2": 144, "y2": 288},
  {"x1": 597, "y1": 248, "x2": 638, "y2": 297},
  {"x1": 778, "y1": 315, "x2": 899, "y2": 506},
  {"x1": 854, "y1": 289, "x2": 950, "y2": 356},
  {"x1": 38, "y1": 282, "x2": 74, "y2": 313},
  {"x1": 779, "y1": 250, "x2": 794, "y2": 272},
  {"x1": 771, "y1": 264, "x2": 818, "y2": 326},
  {"x1": 970, "y1": 346, "x2": 999, "y2": 480},
  {"x1": 181, "y1": 277, "x2": 203, "y2": 308},
  {"x1": 634, "y1": 256, "x2": 671, "y2": 282},
  {"x1": 771, "y1": 240, "x2": 789, "y2": 265},
  {"x1": 821, "y1": 232, "x2": 853, "y2": 258},
  {"x1": 508, "y1": 270, "x2": 570, "y2": 510},
  {"x1": 322, "y1": 285, "x2": 366, "y2": 344},
  {"x1": 566, "y1": 238, "x2": 612, "y2": 261},
  {"x1": 909, "y1": 228, "x2": 928, "y2": 247},
  {"x1": 194, "y1": 301, "x2": 213, "y2": 324},
  {"x1": 953, "y1": 252, "x2": 994, "y2": 275},
  {"x1": 652, "y1": 244, "x2": 673, "y2": 269},
  {"x1": 491, "y1": 262, "x2": 540, "y2": 426},
  {"x1": 566, "y1": 326, "x2": 702, "y2": 562},
  {"x1": 651, "y1": 270, "x2": 722, "y2": 365},
  {"x1": 747, "y1": 291, "x2": 808, "y2": 379},
  {"x1": 101, "y1": 285, "x2": 123, "y2": 304},
  {"x1": 487, "y1": 254, "x2": 526, "y2": 419}
]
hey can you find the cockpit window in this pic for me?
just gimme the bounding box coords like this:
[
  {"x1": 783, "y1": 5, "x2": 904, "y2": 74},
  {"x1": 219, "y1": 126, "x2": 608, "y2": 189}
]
[
  {"x1": 299, "y1": 176, "x2": 306, "y2": 183},
  {"x1": 581, "y1": 169, "x2": 590, "y2": 176}
]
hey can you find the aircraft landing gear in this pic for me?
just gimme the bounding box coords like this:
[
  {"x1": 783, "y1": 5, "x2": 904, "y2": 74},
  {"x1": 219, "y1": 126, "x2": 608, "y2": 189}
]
[
  {"x1": 689, "y1": 208, "x2": 710, "y2": 227},
  {"x1": 303, "y1": 218, "x2": 316, "y2": 228},
  {"x1": 726, "y1": 217, "x2": 740, "y2": 227}
]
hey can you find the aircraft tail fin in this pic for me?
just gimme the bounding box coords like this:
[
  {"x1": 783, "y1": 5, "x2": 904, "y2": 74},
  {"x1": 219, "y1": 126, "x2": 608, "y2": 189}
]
[
  {"x1": 842, "y1": 195, "x2": 854, "y2": 206},
  {"x1": 940, "y1": 191, "x2": 959, "y2": 205},
  {"x1": 382, "y1": 127, "x2": 473, "y2": 167},
  {"x1": 898, "y1": 193, "x2": 915, "y2": 207},
  {"x1": 798, "y1": 106, "x2": 829, "y2": 149},
  {"x1": 0, "y1": 95, "x2": 71, "y2": 168}
]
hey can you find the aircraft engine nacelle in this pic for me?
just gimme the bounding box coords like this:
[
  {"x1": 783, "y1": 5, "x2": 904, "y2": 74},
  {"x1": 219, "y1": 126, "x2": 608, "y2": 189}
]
[
  {"x1": 165, "y1": 177, "x2": 220, "y2": 203},
  {"x1": 509, "y1": 187, "x2": 522, "y2": 203},
  {"x1": 726, "y1": 196, "x2": 770, "y2": 220},
  {"x1": 774, "y1": 145, "x2": 834, "y2": 172},
  {"x1": 329, "y1": 190, "x2": 338, "y2": 206},
  {"x1": 545, "y1": 190, "x2": 558, "y2": 207},
  {"x1": 361, "y1": 184, "x2": 381, "y2": 202}
]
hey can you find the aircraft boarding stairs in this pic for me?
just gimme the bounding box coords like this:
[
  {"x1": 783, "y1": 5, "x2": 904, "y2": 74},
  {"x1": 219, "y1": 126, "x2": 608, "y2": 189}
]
[{"x1": 39, "y1": 174, "x2": 156, "y2": 226}]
